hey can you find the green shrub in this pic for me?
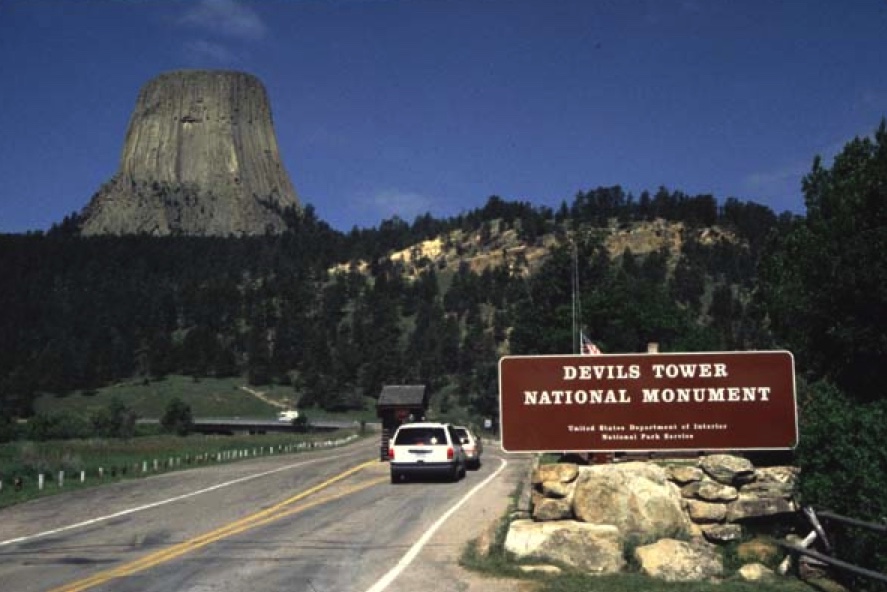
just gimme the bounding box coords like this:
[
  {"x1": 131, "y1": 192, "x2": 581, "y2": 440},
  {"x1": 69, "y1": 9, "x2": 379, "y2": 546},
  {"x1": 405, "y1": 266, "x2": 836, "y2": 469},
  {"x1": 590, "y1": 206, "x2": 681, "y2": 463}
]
[
  {"x1": 90, "y1": 397, "x2": 137, "y2": 439},
  {"x1": 0, "y1": 415, "x2": 18, "y2": 443},
  {"x1": 160, "y1": 397, "x2": 193, "y2": 436},
  {"x1": 794, "y1": 380, "x2": 887, "y2": 589},
  {"x1": 25, "y1": 411, "x2": 91, "y2": 440}
]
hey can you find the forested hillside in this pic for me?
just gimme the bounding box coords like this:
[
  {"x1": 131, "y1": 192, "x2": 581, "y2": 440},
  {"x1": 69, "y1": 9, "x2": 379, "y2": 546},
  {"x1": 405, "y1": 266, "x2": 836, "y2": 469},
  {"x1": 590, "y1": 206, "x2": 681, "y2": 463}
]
[
  {"x1": 0, "y1": 186, "x2": 783, "y2": 421},
  {"x1": 1, "y1": 123, "x2": 883, "y2": 426}
]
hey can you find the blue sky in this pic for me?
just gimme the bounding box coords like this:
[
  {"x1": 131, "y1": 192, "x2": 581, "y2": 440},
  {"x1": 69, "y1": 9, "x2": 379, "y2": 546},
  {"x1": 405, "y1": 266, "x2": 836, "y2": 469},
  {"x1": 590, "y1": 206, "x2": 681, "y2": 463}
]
[{"x1": 1, "y1": 0, "x2": 885, "y2": 234}]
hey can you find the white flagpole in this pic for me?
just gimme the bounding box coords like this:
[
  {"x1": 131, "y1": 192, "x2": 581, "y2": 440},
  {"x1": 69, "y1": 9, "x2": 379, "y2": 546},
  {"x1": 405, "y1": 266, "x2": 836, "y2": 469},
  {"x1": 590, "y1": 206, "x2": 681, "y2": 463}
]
[{"x1": 572, "y1": 239, "x2": 579, "y2": 354}]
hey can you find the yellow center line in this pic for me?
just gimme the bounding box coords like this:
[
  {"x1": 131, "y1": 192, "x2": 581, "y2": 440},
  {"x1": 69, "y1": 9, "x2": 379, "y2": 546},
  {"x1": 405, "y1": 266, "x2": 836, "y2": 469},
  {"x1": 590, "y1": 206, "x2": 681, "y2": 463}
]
[{"x1": 48, "y1": 460, "x2": 383, "y2": 592}]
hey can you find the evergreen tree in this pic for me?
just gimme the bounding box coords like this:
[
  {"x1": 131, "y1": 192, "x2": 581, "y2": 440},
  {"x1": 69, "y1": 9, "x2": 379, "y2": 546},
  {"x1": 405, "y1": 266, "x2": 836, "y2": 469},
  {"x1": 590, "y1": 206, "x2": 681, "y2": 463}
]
[
  {"x1": 245, "y1": 326, "x2": 272, "y2": 386},
  {"x1": 161, "y1": 397, "x2": 193, "y2": 436},
  {"x1": 758, "y1": 120, "x2": 887, "y2": 401},
  {"x1": 91, "y1": 397, "x2": 137, "y2": 439},
  {"x1": 508, "y1": 246, "x2": 574, "y2": 354},
  {"x1": 354, "y1": 273, "x2": 404, "y2": 397},
  {"x1": 670, "y1": 255, "x2": 706, "y2": 310}
]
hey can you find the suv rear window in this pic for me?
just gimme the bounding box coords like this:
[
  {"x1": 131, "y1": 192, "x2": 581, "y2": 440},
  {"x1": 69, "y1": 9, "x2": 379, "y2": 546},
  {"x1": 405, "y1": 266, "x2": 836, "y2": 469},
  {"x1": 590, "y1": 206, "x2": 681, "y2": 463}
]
[{"x1": 393, "y1": 427, "x2": 447, "y2": 445}]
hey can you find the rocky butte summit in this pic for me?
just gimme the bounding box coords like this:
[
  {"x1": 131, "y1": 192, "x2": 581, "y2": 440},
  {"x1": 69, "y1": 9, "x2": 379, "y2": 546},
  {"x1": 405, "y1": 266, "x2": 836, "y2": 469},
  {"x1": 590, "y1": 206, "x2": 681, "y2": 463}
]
[{"x1": 79, "y1": 70, "x2": 300, "y2": 236}]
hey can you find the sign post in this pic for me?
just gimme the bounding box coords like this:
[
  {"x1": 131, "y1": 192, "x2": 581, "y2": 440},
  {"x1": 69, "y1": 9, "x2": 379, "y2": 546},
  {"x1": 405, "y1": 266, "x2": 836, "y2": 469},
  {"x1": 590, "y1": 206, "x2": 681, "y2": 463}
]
[{"x1": 498, "y1": 351, "x2": 797, "y2": 453}]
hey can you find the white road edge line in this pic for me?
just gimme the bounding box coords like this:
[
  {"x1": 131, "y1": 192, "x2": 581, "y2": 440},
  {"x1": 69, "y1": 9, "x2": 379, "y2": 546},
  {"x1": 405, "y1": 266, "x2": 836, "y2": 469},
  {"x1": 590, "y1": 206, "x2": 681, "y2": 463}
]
[
  {"x1": 364, "y1": 457, "x2": 509, "y2": 592},
  {"x1": 0, "y1": 456, "x2": 329, "y2": 548}
]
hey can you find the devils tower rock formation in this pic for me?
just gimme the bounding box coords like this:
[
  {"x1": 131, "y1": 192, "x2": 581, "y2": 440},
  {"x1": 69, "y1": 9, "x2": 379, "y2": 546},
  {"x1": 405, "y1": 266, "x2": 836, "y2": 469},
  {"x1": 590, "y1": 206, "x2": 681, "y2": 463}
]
[{"x1": 79, "y1": 70, "x2": 299, "y2": 236}]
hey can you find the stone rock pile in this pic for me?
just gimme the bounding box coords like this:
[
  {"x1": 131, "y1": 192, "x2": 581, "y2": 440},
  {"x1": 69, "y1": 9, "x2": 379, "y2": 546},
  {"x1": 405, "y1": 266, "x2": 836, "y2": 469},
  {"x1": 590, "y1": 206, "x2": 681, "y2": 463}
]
[{"x1": 504, "y1": 454, "x2": 799, "y2": 582}]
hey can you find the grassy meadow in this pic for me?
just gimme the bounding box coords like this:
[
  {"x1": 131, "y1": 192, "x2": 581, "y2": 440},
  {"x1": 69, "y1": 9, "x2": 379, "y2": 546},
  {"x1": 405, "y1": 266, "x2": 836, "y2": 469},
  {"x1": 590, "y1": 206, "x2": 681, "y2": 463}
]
[
  {"x1": 33, "y1": 375, "x2": 287, "y2": 418},
  {"x1": 32, "y1": 375, "x2": 384, "y2": 423}
]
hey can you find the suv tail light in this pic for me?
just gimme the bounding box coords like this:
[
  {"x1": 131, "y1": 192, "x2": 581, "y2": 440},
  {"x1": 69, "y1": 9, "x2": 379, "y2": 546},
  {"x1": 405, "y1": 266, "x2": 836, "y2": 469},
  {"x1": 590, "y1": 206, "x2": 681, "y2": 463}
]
[
  {"x1": 447, "y1": 447, "x2": 454, "y2": 460},
  {"x1": 388, "y1": 448, "x2": 394, "y2": 460}
]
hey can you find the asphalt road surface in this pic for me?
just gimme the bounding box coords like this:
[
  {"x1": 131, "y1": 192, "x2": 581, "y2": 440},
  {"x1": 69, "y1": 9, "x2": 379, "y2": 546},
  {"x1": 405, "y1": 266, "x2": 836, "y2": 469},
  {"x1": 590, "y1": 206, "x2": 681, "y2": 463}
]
[{"x1": 0, "y1": 436, "x2": 533, "y2": 592}]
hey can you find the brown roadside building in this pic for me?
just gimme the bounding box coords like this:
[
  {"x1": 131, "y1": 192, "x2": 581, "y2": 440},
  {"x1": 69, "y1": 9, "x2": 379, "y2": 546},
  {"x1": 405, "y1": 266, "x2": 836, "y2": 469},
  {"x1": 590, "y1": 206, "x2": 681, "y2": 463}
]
[{"x1": 376, "y1": 384, "x2": 428, "y2": 460}]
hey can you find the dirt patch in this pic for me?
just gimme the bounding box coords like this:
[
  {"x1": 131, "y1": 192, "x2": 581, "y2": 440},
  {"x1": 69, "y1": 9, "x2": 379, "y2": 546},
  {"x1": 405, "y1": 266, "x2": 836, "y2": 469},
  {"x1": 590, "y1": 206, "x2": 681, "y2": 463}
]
[{"x1": 239, "y1": 386, "x2": 288, "y2": 409}]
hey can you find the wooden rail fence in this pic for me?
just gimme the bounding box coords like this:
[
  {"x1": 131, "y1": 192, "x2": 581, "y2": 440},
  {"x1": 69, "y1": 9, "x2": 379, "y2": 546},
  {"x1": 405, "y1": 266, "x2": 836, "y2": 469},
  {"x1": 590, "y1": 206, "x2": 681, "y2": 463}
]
[{"x1": 778, "y1": 506, "x2": 887, "y2": 585}]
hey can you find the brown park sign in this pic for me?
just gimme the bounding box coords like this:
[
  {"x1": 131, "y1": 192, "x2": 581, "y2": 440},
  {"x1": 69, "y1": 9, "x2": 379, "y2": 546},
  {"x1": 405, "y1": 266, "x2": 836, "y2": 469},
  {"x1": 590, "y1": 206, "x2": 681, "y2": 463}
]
[{"x1": 498, "y1": 351, "x2": 797, "y2": 453}]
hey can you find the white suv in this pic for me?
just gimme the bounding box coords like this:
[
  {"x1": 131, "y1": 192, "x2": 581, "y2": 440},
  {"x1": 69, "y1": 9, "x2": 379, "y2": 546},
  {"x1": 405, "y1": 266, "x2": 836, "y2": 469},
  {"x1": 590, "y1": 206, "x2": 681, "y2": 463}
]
[
  {"x1": 388, "y1": 422, "x2": 466, "y2": 483},
  {"x1": 453, "y1": 426, "x2": 483, "y2": 469}
]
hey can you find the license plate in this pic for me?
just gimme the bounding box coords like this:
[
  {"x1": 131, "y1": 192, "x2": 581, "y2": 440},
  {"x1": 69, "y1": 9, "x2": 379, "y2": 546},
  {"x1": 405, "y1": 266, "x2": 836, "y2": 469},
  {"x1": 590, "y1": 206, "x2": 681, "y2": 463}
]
[{"x1": 407, "y1": 449, "x2": 431, "y2": 461}]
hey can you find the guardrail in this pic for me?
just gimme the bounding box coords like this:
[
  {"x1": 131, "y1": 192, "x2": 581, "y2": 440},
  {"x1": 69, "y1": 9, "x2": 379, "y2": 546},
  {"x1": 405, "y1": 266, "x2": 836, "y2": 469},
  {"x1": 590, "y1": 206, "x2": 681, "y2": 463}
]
[
  {"x1": 136, "y1": 417, "x2": 367, "y2": 434},
  {"x1": 0, "y1": 434, "x2": 359, "y2": 500},
  {"x1": 778, "y1": 506, "x2": 887, "y2": 585}
]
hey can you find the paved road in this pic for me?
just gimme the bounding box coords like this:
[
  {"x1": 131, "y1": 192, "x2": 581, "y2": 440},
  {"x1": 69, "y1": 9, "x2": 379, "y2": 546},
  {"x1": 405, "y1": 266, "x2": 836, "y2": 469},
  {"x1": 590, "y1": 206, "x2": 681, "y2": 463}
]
[{"x1": 0, "y1": 436, "x2": 532, "y2": 592}]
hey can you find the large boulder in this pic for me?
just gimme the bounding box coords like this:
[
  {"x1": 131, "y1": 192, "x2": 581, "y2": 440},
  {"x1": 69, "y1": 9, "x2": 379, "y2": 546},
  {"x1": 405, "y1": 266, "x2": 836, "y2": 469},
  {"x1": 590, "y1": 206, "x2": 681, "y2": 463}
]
[
  {"x1": 532, "y1": 496, "x2": 573, "y2": 521},
  {"x1": 726, "y1": 493, "x2": 796, "y2": 522},
  {"x1": 739, "y1": 563, "x2": 777, "y2": 582},
  {"x1": 699, "y1": 454, "x2": 755, "y2": 485},
  {"x1": 697, "y1": 481, "x2": 739, "y2": 502},
  {"x1": 540, "y1": 479, "x2": 574, "y2": 499},
  {"x1": 504, "y1": 519, "x2": 624, "y2": 574},
  {"x1": 741, "y1": 466, "x2": 798, "y2": 499},
  {"x1": 755, "y1": 466, "x2": 800, "y2": 486},
  {"x1": 532, "y1": 463, "x2": 579, "y2": 485},
  {"x1": 634, "y1": 538, "x2": 724, "y2": 582},
  {"x1": 686, "y1": 500, "x2": 727, "y2": 523},
  {"x1": 740, "y1": 481, "x2": 796, "y2": 499},
  {"x1": 572, "y1": 462, "x2": 690, "y2": 540},
  {"x1": 531, "y1": 463, "x2": 578, "y2": 520},
  {"x1": 667, "y1": 465, "x2": 704, "y2": 484},
  {"x1": 701, "y1": 523, "x2": 743, "y2": 543}
]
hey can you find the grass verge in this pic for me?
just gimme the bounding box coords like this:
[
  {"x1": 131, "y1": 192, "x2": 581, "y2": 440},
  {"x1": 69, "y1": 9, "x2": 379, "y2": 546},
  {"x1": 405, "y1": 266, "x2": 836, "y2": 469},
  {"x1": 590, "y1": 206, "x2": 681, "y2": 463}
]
[{"x1": 0, "y1": 429, "x2": 364, "y2": 509}]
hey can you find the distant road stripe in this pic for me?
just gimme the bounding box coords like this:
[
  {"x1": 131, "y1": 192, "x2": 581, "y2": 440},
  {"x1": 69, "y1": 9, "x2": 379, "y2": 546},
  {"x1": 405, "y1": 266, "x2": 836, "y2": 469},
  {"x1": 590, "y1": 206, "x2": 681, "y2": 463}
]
[
  {"x1": 364, "y1": 457, "x2": 508, "y2": 592},
  {"x1": 0, "y1": 457, "x2": 374, "y2": 548}
]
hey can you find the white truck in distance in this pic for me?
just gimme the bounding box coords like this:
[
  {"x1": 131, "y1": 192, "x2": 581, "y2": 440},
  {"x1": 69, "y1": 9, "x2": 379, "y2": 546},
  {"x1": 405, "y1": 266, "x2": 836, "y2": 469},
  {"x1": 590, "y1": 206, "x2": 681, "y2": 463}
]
[{"x1": 277, "y1": 410, "x2": 299, "y2": 422}]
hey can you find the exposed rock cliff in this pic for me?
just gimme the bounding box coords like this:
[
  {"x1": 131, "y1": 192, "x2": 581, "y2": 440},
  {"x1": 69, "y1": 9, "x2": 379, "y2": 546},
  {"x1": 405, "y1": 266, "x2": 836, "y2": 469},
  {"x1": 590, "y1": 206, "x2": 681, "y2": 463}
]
[{"x1": 80, "y1": 70, "x2": 299, "y2": 236}]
